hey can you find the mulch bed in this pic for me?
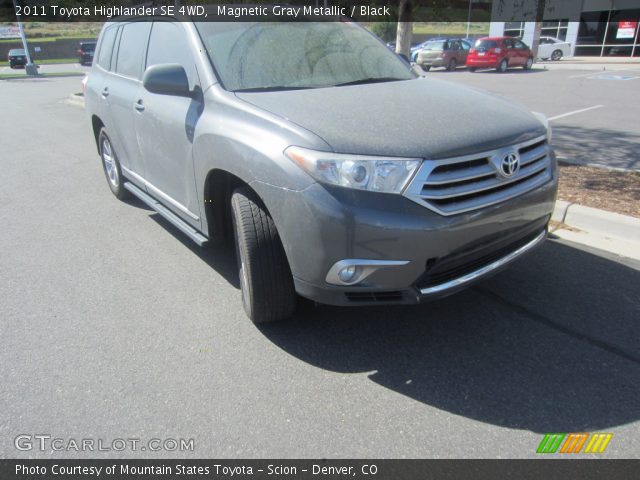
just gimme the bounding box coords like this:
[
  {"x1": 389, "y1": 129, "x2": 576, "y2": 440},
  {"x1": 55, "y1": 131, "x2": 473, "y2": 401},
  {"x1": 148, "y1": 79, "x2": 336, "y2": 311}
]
[{"x1": 558, "y1": 164, "x2": 640, "y2": 218}]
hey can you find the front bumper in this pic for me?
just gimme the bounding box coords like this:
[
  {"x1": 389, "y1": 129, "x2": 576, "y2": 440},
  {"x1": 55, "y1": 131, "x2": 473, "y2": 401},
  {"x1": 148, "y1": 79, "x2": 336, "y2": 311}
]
[{"x1": 253, "y1": 153, "x2": 558, "y2": 306}]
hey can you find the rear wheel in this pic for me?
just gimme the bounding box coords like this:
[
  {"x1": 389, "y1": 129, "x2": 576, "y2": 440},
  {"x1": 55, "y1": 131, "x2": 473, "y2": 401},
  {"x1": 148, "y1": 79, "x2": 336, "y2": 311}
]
[
  {"x1": 421, "y1": 65, "x2": 431, "y2": 72},
  {"x1": 231, "y1": 187, "x2": 296, "y2": 324},
  {"x1": 496, "y1": 59, "x2": 508, "y2": 73},
  {"x1": 551, "y1": 49, "x2": 563, "y2": 61},
  {"x1": 468, "y1": 67, "x2": 476, "y2": 72},
  {"x1": 98, "y1": 128, "x2": 129, "y2": 200},
  {"x1": 447, "y1": 58, "x2": 457, "y2": 71},
  {"x1": 523, "y1": 57, "x2": 534, "y2": 70}
]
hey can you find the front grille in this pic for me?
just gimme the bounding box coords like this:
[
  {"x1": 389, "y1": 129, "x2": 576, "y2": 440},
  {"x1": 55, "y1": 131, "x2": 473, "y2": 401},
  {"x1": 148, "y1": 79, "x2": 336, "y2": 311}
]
[
  {"x1": 403, "y1": 136, "x2": 552, "y2": 216},
  {"x1": 345, "y1": 291, "x2": 404, "y2": 302}
]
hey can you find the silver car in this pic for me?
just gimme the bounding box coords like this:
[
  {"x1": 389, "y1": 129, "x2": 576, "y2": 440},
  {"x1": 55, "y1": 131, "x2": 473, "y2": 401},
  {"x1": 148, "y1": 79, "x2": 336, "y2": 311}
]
[{"x1": 85, "y1": 20, "x2": 557, "y2": 324}]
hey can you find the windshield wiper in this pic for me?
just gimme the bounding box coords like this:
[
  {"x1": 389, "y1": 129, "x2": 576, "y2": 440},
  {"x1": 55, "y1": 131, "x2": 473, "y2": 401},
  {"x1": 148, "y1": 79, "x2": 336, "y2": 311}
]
[
  {"x1": 233, "y1": 85, "x2": 319, "y2": 93},
  {"x1": 332, "y1": 77, "x2": 409, "y2": 87}
]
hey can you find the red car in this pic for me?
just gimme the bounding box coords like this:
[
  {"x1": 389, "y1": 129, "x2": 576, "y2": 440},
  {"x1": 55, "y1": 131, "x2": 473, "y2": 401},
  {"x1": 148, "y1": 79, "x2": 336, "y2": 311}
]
[{"x1": 466, "y1": 37, "x2": 534, "y2": 72}]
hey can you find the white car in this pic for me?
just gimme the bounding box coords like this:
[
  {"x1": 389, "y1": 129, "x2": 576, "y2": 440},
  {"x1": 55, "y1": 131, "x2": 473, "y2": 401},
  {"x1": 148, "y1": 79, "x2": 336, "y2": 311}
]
[{"x1": 537, "y1": 37, "x2": 572, "y2": 61}]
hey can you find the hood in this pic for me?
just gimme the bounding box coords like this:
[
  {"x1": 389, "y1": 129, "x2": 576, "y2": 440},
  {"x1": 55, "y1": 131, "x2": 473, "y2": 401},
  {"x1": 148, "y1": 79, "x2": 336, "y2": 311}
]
[{"x1": 235, "y1": 78, "x2": 546, "y2": 159}]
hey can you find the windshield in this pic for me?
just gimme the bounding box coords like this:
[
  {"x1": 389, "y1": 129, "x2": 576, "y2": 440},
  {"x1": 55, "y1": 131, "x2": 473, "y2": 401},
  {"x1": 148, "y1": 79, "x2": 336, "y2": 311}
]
[
  {"x1": 195, "y1": 22, "x2": 414, "y2": 91},
  {"x1": 423, "y1": 41, "x2": 446, "y2": 51}
]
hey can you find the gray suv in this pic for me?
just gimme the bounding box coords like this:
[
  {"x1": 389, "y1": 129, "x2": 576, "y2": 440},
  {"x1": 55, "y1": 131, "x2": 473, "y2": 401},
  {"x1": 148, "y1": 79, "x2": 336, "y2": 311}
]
[{"x1": 85, "y1": 20, "x2": 557, "y2": 324}]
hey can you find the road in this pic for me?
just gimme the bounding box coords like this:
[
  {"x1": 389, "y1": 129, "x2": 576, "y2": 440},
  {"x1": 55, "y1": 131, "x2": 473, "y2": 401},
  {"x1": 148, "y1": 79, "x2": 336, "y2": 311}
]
[{"x1": 0, "y1": 75, "x2": 638, "y2": 459}]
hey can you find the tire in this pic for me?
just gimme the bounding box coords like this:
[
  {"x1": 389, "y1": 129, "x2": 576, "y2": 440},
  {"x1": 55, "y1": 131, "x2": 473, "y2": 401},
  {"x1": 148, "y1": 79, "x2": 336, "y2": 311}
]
[
  {"x1": 468, "y1": 67, "x2": 476, "y2": 72},
  {"x1": 496, "y1": 59, "x2": 508, "y2": 73},
  {"x1": 551, "y1": 49, "x2": 563, "y2": 61},
  {"x1": 421, "y1": 65, "x2": 431, "y2": 72},
  {"x1": 98, "y1": 128, "x2": 129, "y2": 200},
  {"x1": 231, "y1": 187, "x2": 296, "y2": 324},
  {"x1": 523, "y1": 57, "x2": 533, "y2": 70},
  {"x1": 447, "y1": 58, "x2": 457, "y2": 71}
]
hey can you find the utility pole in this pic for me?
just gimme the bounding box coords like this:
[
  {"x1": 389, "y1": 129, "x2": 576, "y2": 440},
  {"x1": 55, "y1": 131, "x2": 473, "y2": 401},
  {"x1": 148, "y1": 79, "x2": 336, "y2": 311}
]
[
  {"x1": 12, "y1": 0, "x2": 37, "y2": 75},
  {"x1": 466, "y1": 0, "x2": 473, "y2": 39}
]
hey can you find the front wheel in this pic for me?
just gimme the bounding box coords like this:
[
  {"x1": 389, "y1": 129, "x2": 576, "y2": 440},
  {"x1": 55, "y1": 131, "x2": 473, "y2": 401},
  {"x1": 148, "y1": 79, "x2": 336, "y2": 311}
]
[
  {"x1": 421, "y1": 65, "x2": 431, "y2": 72},
  {"x1": 468, "y1": 67, "x2": 476, "y2": 72},
  {"x1": 231, "y1": 187, "x2": 296, "y2": 324},
  {"x1": 496, "y1": 59, "x2": 508, "y2": 73},
  {"x1": 523, "y1": 57, "x2": 534, "y2": 70}
]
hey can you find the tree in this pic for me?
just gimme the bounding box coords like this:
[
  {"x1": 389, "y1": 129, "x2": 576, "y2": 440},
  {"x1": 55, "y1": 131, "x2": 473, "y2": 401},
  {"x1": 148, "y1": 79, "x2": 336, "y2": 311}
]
[
  {"x1": 395, "y1": 0, "x2": 413, "y2": 57},
  {"x1": 530, "y1": 0, "x2": 546, "y2": 59}
]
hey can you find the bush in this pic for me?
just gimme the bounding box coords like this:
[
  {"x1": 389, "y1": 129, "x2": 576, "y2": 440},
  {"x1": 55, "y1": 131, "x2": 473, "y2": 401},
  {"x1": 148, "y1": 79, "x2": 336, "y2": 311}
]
[{"x1": 371, "y1": 22, "x2": 396, "y2": 42}]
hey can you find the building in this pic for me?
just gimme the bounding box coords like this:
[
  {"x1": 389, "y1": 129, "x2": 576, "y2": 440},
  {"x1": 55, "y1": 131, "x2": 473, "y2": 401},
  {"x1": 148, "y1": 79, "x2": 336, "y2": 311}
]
[{"x1": 489, "y1": 0, "x2": 640, "y2": 57}]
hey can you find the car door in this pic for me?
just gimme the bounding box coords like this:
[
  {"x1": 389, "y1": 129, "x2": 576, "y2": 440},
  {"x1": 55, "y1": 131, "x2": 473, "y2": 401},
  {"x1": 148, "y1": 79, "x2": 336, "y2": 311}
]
[
  {"x1": 505, "y1": 38, "x2": 519, "y2": 65},
  {"x1": 538, "y1": 37, "x2": 552, "y2": 59},
  {"x1": 105, "y1": 21, "x2": 150, "y2": 182},
  {"x1": 134, "y1": 21, "x2": 203, "y2": 227},
  {"x1": 459, "y1": 40, "x2": 470, "y2": 64},
  {"x1": 514, "y1": 39, "x2": 530, "y2": 65}
]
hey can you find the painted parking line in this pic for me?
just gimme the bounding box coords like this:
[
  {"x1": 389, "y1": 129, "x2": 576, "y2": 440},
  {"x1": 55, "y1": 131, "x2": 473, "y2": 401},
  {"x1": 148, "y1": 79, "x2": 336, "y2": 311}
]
[
  {"x1": 587, "y1": 73, "x2": 639, "y2": 81},
  {"x1": 548, "y1": 105, "x2": 604, "y2": 121},
  {"x1": 567, "y1": 69, "x2": 640, "y2": 79}
]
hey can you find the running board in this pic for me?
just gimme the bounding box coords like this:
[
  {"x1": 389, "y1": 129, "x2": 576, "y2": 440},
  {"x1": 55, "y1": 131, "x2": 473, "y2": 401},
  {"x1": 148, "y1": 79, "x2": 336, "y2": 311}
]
[{"x1": 123, "y1": 182, "x2": 208, "y2": 247}]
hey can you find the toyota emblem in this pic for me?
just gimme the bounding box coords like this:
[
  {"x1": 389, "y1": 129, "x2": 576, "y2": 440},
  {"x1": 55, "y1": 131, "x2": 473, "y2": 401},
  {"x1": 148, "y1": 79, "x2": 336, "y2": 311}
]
[{"x1": 501, "y1": 152, "x2": 520, "y2": 177}]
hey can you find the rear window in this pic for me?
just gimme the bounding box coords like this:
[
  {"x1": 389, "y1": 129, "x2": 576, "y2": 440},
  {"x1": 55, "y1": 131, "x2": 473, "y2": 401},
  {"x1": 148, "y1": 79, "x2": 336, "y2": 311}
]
[
  {"x1": 423, "y1": 41, "x2": 446, "y2": 51},
  {"x1": 81, "y1": 43, "x2": 96, "y2": 52},
  {"x1": 97, "y1": 26, "x2": 117, "y2": 70},
  {"x1": 474, "y1": 40, "x2": 497, "y2": 50},
  {"x1": 9, "y1": 49, "x2": 25, "y2": 55}
]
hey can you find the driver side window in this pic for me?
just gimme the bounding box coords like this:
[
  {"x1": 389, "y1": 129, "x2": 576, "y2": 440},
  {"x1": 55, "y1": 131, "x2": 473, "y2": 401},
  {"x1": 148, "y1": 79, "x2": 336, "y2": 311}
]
[{"x1": 146, "y1": 22, "x2": 199, "y2": 90}]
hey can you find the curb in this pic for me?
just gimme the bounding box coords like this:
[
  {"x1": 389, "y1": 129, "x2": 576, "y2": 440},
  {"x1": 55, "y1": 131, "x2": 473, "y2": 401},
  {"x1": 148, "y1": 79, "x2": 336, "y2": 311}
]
[
  {"x1": 67, "y1": 93, "x2": 85, "y2": 107},
  {"x1": 557, "y1": 157, "x2": 640, "y2": 173},
  {"x1": 552, "y1": 200, "x2": 640, "y2": 242}
]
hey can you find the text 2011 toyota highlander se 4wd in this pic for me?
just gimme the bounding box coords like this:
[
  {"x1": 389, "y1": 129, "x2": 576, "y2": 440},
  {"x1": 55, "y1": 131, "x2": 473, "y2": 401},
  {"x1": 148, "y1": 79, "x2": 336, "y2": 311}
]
[{"x1": 85, "y1": 20, "x2": 557, "y2": 323}]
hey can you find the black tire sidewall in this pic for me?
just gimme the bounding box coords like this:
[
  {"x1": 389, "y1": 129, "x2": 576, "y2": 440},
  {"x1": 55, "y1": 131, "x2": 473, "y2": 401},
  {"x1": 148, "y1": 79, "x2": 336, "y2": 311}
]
[{"x1": 230, "y1": 187, "x2": 296, "y2": 323}]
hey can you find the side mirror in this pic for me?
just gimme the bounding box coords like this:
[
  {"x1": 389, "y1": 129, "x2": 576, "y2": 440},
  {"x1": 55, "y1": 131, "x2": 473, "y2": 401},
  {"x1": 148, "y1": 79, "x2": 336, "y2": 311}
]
[{"x1": 143, "y1": 64, "x2": 191, "y2": 97}]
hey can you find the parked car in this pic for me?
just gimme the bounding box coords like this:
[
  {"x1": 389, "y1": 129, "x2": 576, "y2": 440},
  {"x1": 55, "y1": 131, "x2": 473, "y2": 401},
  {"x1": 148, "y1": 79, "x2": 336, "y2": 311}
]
[
  {"x1": 466, "y1": 37, "x2": 534, "y2": 72},
  {"x1": 7, "y1": 48, "x2": 27, "y2": 68},
  {"x1": 86, "y1": 20, "x2": 556, "y2": 324},
  {"x1": 78, "y1": 41, "x2": 97, "y2": 65},
  {"x1": 537, "y1": 37, "x2": 571, "y2": 60},
  {"x1": 416, "y1": 39, "x2": 471, "y2": 71}
]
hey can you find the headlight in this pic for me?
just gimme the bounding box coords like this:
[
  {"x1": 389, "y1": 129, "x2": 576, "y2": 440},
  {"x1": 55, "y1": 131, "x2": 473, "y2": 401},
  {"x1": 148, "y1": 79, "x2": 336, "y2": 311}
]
[
  {"x1": 532, "y1": 112, "x2": 552, "y2": 142},
  {"x1": 284, "y1": 146, "x2": 421, "y2": 194}
]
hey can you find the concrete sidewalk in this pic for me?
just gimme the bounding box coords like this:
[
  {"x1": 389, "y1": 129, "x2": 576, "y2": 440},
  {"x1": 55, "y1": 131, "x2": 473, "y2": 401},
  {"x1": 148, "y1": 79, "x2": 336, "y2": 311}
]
[{"x1": 552, "y1": 200, "x2": 640, "y2": 261}]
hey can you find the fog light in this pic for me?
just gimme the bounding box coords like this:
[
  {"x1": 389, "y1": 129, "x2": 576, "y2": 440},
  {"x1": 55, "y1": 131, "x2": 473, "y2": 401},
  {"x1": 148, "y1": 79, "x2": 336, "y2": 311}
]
[{"x1": 338, "y1": 265, "x2": 360, "y2": 284}]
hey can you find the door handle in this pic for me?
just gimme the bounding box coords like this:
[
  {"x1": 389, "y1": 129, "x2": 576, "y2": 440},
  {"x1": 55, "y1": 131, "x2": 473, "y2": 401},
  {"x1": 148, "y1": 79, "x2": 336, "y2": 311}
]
[
  {"x1": 135, "y1": 100, "x2": 145, "y2": 112},
  {"x1": 101, "y1": 87, "x2": 109, "y2": 98}
]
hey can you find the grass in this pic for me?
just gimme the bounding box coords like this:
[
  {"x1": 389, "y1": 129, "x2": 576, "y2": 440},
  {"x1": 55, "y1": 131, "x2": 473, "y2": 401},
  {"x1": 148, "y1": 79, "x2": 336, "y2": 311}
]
[
  {"x1": 0, "y1": 58, "x2": 77, "y2": 66},
  {"x1": 0, "y1": 71, "x2": 84, "y2": 80},
  {"x1": 0, "y1": 22, "x2": 102, "y2": 41},
  {"x1": 413, "y1": 22, "x2": 490, "y2": 36}
]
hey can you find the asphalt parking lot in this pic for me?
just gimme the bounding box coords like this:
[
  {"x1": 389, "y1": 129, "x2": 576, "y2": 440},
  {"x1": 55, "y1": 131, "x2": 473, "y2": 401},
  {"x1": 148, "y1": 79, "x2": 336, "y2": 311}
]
[
  {"x1": 426, "y1": 64, "x2": 640, "y2": 171},
  {"x1": 1, "y1": 71, "x2": 639, "y2": 459}
]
